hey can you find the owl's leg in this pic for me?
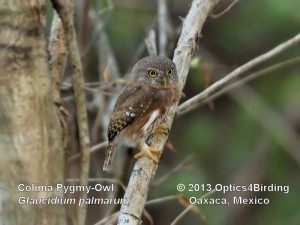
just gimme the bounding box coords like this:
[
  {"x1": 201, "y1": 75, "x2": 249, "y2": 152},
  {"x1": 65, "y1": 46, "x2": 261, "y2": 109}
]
[
  {"x1": 154, "y1": 124, "x2": 169, "y2": 136},
  {"x1": 134, "y1": 142, "x2": 162, "y2": 164}
]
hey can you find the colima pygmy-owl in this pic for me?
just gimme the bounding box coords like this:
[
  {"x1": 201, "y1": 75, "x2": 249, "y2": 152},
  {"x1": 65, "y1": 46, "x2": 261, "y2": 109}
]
[{"x1": 103, "y1": 55, "x2": 180, "y2": 171}]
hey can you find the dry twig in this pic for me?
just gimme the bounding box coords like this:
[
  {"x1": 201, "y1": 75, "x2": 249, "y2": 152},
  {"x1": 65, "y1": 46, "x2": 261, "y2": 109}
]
[
  {"x1": 51, "y1": 1, "x2": 91, "y2": 224},
  {"x1": 145, "y1": 30, "x2": 158, "y2": 56},
  {"x1": 177, "y1": 33, "x2": 300, "y2": 116},
  {"x1": 209, "y1": 0, "x2": 238, "y2": 19},
  {"x1": 151, "y1": 155, "x2": 192, "y2": 189},
  {"x1": 49, "y1": 12, "x2": 67, "y2": 100},
  {"x1": 158, "y1": 0, "x2": 168, "y2": 56},
  {"x1": 170, "y1": 189, "x2": 216, "y2": 225},
  {"x1": 146, "y1": 195, "x2": 179, "y2": 206},
  {"x1": 68, "y1": 141, "x2": 108, "y2": 162},
  {"x1": 180, "y1": 56, "x2": 300, "y2": 112}
]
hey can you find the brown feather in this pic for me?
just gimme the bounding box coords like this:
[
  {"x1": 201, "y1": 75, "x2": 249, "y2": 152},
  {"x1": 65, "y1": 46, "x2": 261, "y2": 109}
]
[
  {"x1": 103, "y1": 142, "x2": 115, "y2": 171},
  {"x1": 103, "y1": 55, "x2": 180, "y2": 171},
  {"x1": 107, "y1": 84, "x2": 153, "y2": 141}
]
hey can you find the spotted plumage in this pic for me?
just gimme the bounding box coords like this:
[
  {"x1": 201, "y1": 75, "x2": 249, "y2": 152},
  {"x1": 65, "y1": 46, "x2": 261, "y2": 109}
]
[{"x1": 103, "y1": 55, "x2": 180, "y2": 171}]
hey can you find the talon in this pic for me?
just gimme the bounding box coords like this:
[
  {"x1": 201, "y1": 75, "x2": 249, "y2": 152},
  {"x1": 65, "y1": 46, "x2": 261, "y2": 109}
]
[
  {"x1": 154, "y1": 124, "x2": 169, "y2": 136},
  {"x1": 134, "y1": 147, "x2": 162, "y2": 164}
]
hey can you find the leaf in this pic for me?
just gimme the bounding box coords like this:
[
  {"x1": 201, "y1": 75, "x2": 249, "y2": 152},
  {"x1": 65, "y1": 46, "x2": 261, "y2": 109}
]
[
  {"x1": 201, "y1": 63, "x2": 215, "y2": 110},
  {"x1": 166, "y1": 140, "x2": 178, "y2": 153},
  {"x1": 190, "y1": 56, "x2": 201, "y2": 68},
  {"x1": 200, "y1": 63, "x2": 211, "y2": 88},
  {"x1": 103, "y1": 64, "x2": 111, "y2": 83}
]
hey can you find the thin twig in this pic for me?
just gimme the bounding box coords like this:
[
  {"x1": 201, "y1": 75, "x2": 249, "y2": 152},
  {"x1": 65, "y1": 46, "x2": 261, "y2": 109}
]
[
  {"x1": 48, "y1": 11, "x2": 69, "y2": 179},
  {"x1": 210, "y1": 0, "x2": 238, "y2": 19},
  {"x1": 158, "y1": 0, "x2": 168, "y2": 56},
  {"x1": 49, "y1": 12, "x2": 67, "y2": 100},
  {"x1": 180, "y1": 56, "x2": 300, "y2": 113},
  {"x1": 61, "y1": 79, "x2": 126, "y2": 91},
  {"x1": 93, "y1": 28, "x2": 122, "y2": 145},
  {"x1": 80, "y1": 0, "x2": 114, "y2": 57},
  {"x1": 51, "y1": 1, "x2": 91, "y2": 224},
  {"x1": 145, "y1": 30, "x2": 157, "y2": 56},
  {"x1": 129, "y1": 18, "x2": 157, "y2": 71},
  {"x1": 146, "y1": 195, "x2": 179, "y2": 206},
  {"x1": 177, "y1": 33, "x2": 300, "y2": 116},
  {"x1": 170, "y1": 189, "x2": 216, "y2": 225},
  {"x1": 79, "y1": 0, "x2": 90, "y2": 53},
  {"x1": 68, "y1": 141, "x2": 108, "y2": 162},
  {"x1": 151, "y1": 155, "x2": 192, "y2": 188}
]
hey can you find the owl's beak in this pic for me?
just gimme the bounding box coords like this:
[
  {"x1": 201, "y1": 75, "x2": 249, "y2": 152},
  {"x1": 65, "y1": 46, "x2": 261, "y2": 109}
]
[{"x1": 162, "y1": 76, "x2": 169, "y2": 88}]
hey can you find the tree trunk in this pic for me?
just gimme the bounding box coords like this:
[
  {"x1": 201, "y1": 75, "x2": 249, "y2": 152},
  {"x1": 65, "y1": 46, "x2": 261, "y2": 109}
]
[{"x1": 0, "y1": 1, "x2": 66, "y2": 224}]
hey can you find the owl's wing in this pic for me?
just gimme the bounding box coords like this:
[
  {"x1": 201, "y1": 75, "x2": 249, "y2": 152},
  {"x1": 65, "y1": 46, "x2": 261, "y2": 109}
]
[{"x1": 108, "y1": 84, "x2": 153, "y2": 142}]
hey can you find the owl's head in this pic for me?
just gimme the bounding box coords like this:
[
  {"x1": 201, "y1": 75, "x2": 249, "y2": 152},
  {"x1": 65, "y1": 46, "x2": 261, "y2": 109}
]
[{"x1": 130, "y1": 55, "x2": 178, "y2": 87}]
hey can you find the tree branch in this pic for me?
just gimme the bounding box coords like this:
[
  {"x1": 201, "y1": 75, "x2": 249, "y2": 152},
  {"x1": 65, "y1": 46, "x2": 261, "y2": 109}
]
[
  {"x1": 209, "y1": 0, "x2": 238, "y2": 19},
  {"x1": 51, "y1": 1, "x2": 91, "y2": 224},
  {"x1": 117, "y1": 0, "x2": 220, "y2": 224},
  {"x1": 158, "y1": 0, "x2": 168, "y2": 56},
  {"x1": 145, "y1": 30, "x2": 157, "y2": 56},
  {"x1": 68, "y1": 141, "x2": 108, "y2": 162},
  {"x1": 49, "y1": 12, "x2": 67, "y2": 101},
  {"x1": 181, "y1": 56, "x2": 300, "y2": 111},
  {"x1": 177, "y1": 33, "x2": 300, "y2": 116}
]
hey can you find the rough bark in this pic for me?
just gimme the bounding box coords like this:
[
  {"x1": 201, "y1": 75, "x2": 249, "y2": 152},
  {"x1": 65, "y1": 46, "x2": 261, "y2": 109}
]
[{"x1": 0, "y1": 1, "x2": 66, "y2": 224}]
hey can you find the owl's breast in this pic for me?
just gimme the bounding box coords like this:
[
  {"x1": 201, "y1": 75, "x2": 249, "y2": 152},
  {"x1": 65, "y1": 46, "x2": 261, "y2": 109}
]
[
  {"x1": 121, "y1": 109, "x2": 164, "y2": 146},
  {"x1": 119, "y1": 84, "x2": 179, "y2": 147}
]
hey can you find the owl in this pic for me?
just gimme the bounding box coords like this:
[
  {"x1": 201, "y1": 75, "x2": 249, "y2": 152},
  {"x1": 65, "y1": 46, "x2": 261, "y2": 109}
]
[{"x1": 103, "y1": 55, "x2": 180, "y2": 171}]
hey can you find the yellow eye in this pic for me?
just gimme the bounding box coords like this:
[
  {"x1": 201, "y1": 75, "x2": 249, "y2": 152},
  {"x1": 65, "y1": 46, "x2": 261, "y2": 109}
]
[
  {"x1": 168, "y1": 68, "x2": 174, "y2": 76},
  {"x1": 148, "y1": 70, "x2": 158, "y2": 77}
]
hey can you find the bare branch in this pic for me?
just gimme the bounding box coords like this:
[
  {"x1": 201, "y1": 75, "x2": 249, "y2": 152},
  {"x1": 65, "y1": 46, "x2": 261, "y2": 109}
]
[
  {"x1": 78, "y1": 0, "x2": 90, "y2": 53},
  {"x1": 68, "y1": 141, "x2": 108, "y2": 162},
  {"x1": 210, "y1": 0, "x2": 238, "y2": 19},
  {"x1": 170, "y1": 190, "x2": 216, "y2": 225},
  {"x1": 129, "y1": 19, "x2": 157, "y2": 70},
  {"x1": 49, "y1": 12, "x2": 67, "y2": 100},
  {"x1": 145, "y1": 30, "x2": 157, "y2": 56},
  {"x1": 151, "y1": 155, "x2": 192, "y2": 188},
  {"x1": 117, "y1": 0, "x2": 220, "y2": 224},
  {"x1": 158, "y1": 0, "x2": 168, "y2": 56},
  {"x1": 146, "y1": 195, "x2": 179, "y2": 206},
  {"x1": 177, "y1": 33, "x2": 300, "y2": 116},
  {"x1": 188, "y1": 56, "x2": 300, "y2": 109},
  {"x1": 51, "y1": 1, "x2": 91, "y2": 224}
]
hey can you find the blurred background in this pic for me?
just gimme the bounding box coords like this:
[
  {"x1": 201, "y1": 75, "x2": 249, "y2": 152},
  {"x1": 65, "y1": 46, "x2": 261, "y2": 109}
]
[{"x1": 50, "y1": 0, "x2": 300, "y2": 224}]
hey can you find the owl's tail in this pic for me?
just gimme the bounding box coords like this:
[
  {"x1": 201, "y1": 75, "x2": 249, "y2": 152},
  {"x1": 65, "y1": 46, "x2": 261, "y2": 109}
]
[{"x1": 103, "y1": 142, "x2": 116, "y2": 171}]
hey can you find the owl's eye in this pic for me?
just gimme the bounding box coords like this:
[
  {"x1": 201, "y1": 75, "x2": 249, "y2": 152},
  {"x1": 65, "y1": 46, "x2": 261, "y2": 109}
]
[
  {"x1": 168, "y1": 68, "x2": 174, "y2": 76},
  {"x1": 148, "y1": 70, "x2": 158, "y2": 78}
]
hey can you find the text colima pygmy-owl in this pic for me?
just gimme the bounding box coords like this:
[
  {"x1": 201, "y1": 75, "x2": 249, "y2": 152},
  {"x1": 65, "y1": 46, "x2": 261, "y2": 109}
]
[{"x1": 103, "y1": 55, "x2": 180, "y2": 171}]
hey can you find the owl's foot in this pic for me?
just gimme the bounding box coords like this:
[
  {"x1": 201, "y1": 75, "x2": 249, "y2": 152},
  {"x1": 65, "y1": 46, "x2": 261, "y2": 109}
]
[
  {"x1": 134, "y1": 147, "x2": 162, "y2": 164},
  {"x1": 154, "y1": 124, "x2": 169, "y2": 136}
]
